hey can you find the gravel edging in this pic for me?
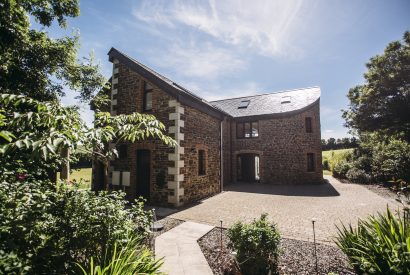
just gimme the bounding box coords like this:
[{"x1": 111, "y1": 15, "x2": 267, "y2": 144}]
[{"x1": 198, "y1": 227, "x2": 356, "y2": 275}]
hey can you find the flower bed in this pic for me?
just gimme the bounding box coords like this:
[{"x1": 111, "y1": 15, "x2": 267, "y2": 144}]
[{"x1": 198, "y1": 227, "x2": 355, "y2": 275}]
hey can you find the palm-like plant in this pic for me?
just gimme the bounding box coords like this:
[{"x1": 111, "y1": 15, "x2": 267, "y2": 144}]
[
  {"x1": 77, "y1": 235, "x2": 164, "y2": 275},
  {"x1": 335, "y1": 208, "x2": 410, "y2": 275}
]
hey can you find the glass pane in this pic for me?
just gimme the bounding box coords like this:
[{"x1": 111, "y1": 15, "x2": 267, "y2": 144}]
[
  {"x1": 236, "y1": 123, "x2": 244, "y2": 138},
  {"x1": 244, "y1": 122, "x2": 251, "y2": 138},
  {"x1": 238, "y1": 100, "x2": 250, "y2": 109},
  {"x1": 145, "y1": 91, "x2": 152, "y2": 110},
  {"x1": 252, "y1": 122, "x2": 259, "y2": 137},
  {"x1": 255, "y1": 156, "x2": 260, "y2": 180}
]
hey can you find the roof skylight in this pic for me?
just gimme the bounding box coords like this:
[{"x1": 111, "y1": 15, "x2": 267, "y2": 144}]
[
  {"x1": 238, "y1": 100, "x2": 250, "y2": 109},
  {"x1": 281, "y1": 96, "x2": 291, "y2": 104}
]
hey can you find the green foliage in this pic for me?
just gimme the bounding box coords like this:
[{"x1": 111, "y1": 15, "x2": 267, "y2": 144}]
[
  {"x1": 228, "y1": 214, "x2": 281, "y2": 275},
  {"x1": 342, "y1": 31, "x2": 410, "y2": 141},
  {"x1": 371, "y1": 139, "x2": 410, "y2": 182},
  {"x1": 0, "y1": 94, "x2": 176, "y2": 183},
  {"x1": 332, "y1": 161, "x2": 352, "y2": 178},
  {"x1": 335, "y1": 208, "x2": 410, "y2": 275},
  {"x1": 323, "y1": 159, "x2": 330, "y2": 171},
  {"x1": 0, "y1": 178, "x2": 153, "y2": 274},
  {"x1": 0, "y1": 0, "x2": 106, "y2": 101},
  {"x1": 346, "y1": 167, "x2": 371, "y2": 184},
  {"x1": 77, "y1": 236, "x2": 163, "y2": 275},
  {"x1": 322, "y1": 149, "x2": 353, "y2": 172}
]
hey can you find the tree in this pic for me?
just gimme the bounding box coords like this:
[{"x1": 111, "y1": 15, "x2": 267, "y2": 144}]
[
  {"x1": 0, "y1": 94, "x2": 176, "y2": 184},
  {"x1": 0, "y1": 0, "x2": 105, "y2": 101},
  {"x1": 342, "y1": 31, "x2": 410, "y2": 141}
]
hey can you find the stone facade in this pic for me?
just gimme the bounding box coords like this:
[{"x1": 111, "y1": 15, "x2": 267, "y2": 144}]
[
  {"x1": 101, "y1": 59, "x2": 221, "y2": 207},
  {"x1": 92, "y1": 48, "x2": 323, "y2": 208},
  {"x1": 227, "y1": 102, "x2": 323, "y2": 184}
]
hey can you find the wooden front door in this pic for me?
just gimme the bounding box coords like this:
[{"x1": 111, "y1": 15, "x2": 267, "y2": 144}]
[
  {"x1": 136, "y1": 149, "x2": 150, "y2": 200},
  {"x1": 242, "y1": 154, "x2": 256, "y2": 182}
]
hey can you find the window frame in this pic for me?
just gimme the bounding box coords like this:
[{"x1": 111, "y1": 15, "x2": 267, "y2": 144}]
[
  {"x1": 307, "y1": 153, "x2": 315, "y2": 172},
  {"x1": 143, "y1": 81, "x2": 153, "y2": 112},
  {"x1": 198, "y1": 149, "x2": 206, "y2": 176},
  {"x1": 305, "y1": 117, "x2": 313, "y2": 133},
  {"x1": 236, "y1": 121, "x2": 259, "y2": 139}
]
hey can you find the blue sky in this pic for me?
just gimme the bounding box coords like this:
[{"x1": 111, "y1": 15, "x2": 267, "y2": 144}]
[{"x1": 49, "y1": 0, "x2": 409, "y2": 139}]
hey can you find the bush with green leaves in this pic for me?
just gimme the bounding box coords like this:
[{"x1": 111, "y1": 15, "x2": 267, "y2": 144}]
[
  {"x1": 332, "y1": 161, "x2": 352, "y2": 179},
  {"x1": 0, "y1": 179, "x2": 153, "y2": 274},
  {"x1": 335, "y1": 208, "x2": 410, "y2": 275},
  {"x1": 371, "y1": 139, "x2": 410, "y2": 182},
  {"x1": 346, "y1": 167, "x2": 372, "y2": 184},
  {"x1": 77, "y1": 235, "x2": 163, "y2": 275},
  {"x1": 227, "y1": 214, "x2": 281, "y2": 275}
]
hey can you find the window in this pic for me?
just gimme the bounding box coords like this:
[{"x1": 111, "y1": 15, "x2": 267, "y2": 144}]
[
  {"x1": 143, "y1": 81, "x2": 153, "y2": 111},
  {"x1": 238, "y1": 100, "x2": 250, "y2": 109},
  {"x1": 307, "y1": 153, "x2": 315, "y2": 172},
  {"x1": 237, "y1": 121, "x2": 259, "y2": 138},
  {"x1": 198, "y1": 150, "x2": 206, "y2": 175},
  {"x1": 281, "y1": 96, "x2": 291, "y2": 104},
  {"x1": 251, "y1": 121, "x2": 259, "y2": 137},
  {"x1": 305, "y1": 117, "x2": 312, "y2": 133},
  {"x1": 118, "y1": 144, "x2": 127, "y2": 159}
]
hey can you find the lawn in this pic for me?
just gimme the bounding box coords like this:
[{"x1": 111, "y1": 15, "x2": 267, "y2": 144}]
[
  {"x1": 322, "y1": 148, "x2": 354, "y2": 175},
  {"x1": 57, "y1": 167, "x2": 92, "y2": 189}
]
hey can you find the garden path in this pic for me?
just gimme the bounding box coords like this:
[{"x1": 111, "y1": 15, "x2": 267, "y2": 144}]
[{"x1": 155, "y1": 221, "x2": 214, "y2": 275}]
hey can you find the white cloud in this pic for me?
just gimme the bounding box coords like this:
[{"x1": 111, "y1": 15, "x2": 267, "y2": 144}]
[
  {"x1": 133, "y1": 0, "x2": 307, "y2": 58},
  {"x1": 153, "y1": 42, "x2": 245, "y2": 79}
]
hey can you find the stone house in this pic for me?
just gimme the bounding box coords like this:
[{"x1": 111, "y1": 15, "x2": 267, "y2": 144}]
[{"x1": 92, "y1": 48, "x2": 323, "y2": 207}]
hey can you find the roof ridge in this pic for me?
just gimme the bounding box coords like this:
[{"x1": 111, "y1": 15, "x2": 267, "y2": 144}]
[
  {"x1": 209, "y1": 86, "x2": 320, "y2": 102},
  {"x1": 109, "y1": 47, "x2": 210, "y2": 103}
]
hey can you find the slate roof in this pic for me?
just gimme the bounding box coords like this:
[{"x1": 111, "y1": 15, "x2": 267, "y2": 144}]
[
  {"x1": 210, "y1": 87, "x2": 321, "y2": 118},
  {"x1": 108, "y1": 48, "x2": 227, "y2": 119},
  {"x1": 108, "y1": 48, "x2": 320, "y2": 119}
]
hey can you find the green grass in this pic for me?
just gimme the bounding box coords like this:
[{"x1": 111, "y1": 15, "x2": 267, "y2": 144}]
[
  {"x1": 322, "y1": 148, "x2": 354, "y2": 159},
  {"x1": 322, "y1": 148, "x2": 354, "y2": 176},
  {"x1": 57, "y1": 168, "x2": 92, "y2": 189}
]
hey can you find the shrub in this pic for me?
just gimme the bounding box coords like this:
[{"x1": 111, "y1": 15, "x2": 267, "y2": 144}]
[
  {"x1": 371, "y1": 139, "x2": 410, "y2": 182},
  {"x1": 323, "y1": 159, "x2": 330, "y2": 171},
  {"x1": 227, "y1": 214, "x2": 281, "y2": 275},
  {"x1": 77, "y1": 235, "x2": 163, "y2": 275},
  {"x1": 346, "y1": 167, "x2": 372, "y2": 184},
  {"x1": 0, "y1": 179, "x2": 153, "y2": 274},
  {"x1": 332, "y1": 161, "x2": 352, "y2": 179},
  {"x1": 335, "y1": 208, "x2": 410, "y2": 275}
]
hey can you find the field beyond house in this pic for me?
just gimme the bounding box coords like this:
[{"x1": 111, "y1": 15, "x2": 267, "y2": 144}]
[
  {"x1": 57, "y1": 168, "x2": 92, "y2": 189},
  {"x1": 322, "y1": 148, "x2": 354, "y2": 175}
]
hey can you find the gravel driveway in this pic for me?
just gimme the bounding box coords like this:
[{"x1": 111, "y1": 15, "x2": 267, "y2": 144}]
[{"x1": 170, "y1": 176, "x2": 400, "y2": 243}]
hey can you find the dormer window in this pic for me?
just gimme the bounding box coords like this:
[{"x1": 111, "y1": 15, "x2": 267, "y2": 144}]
[
  {"x1": 281, "y1": 96, "x2": 291, "y2": 104},
  {"x1": 238, "y1": 100, "x2": 250, "y2": 109},
  {"x1": 143, "y1": 81, "x2": 153, "y2": 111}
]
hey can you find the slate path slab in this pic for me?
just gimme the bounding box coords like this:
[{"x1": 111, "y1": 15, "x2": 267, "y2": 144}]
[{"x1": 155, "y1": 221, "x2": 214, "y2": 275}]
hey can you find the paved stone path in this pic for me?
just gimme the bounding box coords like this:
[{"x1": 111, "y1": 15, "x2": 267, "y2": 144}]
[
  {"x1": 170, "y1": 176, "x2": 400, "y2": 243},
  {"x1": 155, "y1": 221, "x2": 214, "y2": 275}
]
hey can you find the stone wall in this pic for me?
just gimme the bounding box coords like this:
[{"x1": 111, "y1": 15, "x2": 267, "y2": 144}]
[
  {"x1": 181, "y1": 105, "x2": 221, "y2": 202},
  {"x1": 108, "y1": 61, "x2": 174, "y2": 206},
  {"x1": 102, "y1": 60, "x2": 222, "y2": 206},
  {"x1": 230, "y1": 102, "x2": 323, "y2": 184}
]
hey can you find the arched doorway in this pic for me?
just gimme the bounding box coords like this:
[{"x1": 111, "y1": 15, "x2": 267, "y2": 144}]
[{"x1": 237, "y1": 154, "x2": 260, "y2": 182}]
